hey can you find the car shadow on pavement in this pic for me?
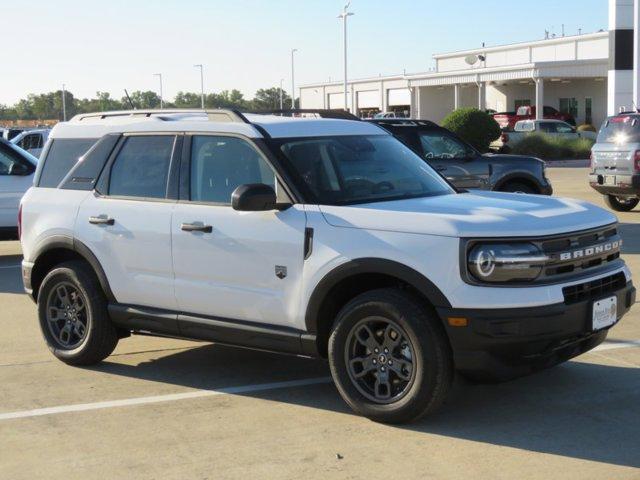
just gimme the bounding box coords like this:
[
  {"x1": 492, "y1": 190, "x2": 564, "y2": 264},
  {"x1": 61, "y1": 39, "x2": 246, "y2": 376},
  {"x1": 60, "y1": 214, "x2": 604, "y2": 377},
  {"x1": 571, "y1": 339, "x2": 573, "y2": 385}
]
[
  {"x1": 92, "y1": 342, "x2": 639, "y2": 469},
  {"x1": 618, "y1": 223, "x2": 640, "y2": 254},
  {"x1": 0, "y1": 255, "x2": 25, "y2": 294}
]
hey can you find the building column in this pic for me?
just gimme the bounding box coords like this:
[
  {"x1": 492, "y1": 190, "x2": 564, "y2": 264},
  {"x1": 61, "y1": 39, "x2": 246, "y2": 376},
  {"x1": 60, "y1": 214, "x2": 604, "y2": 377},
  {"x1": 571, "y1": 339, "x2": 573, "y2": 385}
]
[
  {"x1": 350, "y1": 84, "x2": 356, "y2": 113},
  {"x1": 535, "y1": 78, "x2": 544, "y2": 119},
  {"x1": 412, "y1": 87, "x2": 421, "y2": 119},
  {"x1": 454, "y1": 84, "x2": 460, "y2": 110},
  {"x1": 608, "y1": 0, "x2": 634, "y2": 114},
  {"x1": 634, "y1": 0, "x2": 640, "y2": 108},
  {"x1": 477, "y1": 81, "x2": 486, "y2": 110}
]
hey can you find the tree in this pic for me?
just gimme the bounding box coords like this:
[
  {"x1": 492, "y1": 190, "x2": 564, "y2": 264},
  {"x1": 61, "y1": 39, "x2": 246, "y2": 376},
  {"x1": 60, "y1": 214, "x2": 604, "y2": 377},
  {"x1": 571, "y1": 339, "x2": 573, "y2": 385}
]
[
  {"x1": 174, "y1": 91, "x2": 202, "y2": 108},
  {"x1": 206, "y1": 89, "x2": 249, "y2": 109},
  {"x1": 441, "y1": 108, "x2": 501, "y2": 152},
  {"x1": 251, "y1": 87, "x2": 291, "y2": 111},
  {"x1": 123, "y1": 90, "x2": 162, "y2": 109}
]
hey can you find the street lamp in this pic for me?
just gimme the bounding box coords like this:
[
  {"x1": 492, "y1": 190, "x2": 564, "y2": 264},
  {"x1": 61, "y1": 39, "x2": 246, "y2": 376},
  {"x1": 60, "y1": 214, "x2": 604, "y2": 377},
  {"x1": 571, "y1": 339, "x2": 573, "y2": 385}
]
[
  {"x1": 61, "y1": 83, "x2": 67, "y2": 121},
  {"x1": 279, "y1": 78, "x2": 284, "y2": 110},
  {"x1": 291, "y1": 49, "x2": 298, "y2": 110},
  {"x1": 154, "y1": 73, "x2": 164, "y2": 108},
  {"x1": 194, "y1": 64, "x2": 205, "y2": 109},
  {"x1": 338, "y1": 2, "x2": 354, "y2": 112}
]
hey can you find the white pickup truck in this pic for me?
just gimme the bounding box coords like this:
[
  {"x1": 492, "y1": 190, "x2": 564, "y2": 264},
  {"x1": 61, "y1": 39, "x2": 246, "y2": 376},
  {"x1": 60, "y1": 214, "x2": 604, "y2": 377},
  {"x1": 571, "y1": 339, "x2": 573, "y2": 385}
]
[{"x1": 492, "y1": 119, "x2": 597, "y2": 152}]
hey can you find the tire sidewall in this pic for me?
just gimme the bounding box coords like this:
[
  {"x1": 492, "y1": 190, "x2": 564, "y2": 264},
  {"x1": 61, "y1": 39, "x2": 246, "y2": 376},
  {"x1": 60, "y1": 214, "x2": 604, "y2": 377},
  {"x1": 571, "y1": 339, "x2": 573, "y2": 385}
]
[
  {"x1": 37, "y1": 266, "x2": 98, "y2": 361},
  {"x1": 605, "y1": 195, "x2": 639, "y2": 212}
]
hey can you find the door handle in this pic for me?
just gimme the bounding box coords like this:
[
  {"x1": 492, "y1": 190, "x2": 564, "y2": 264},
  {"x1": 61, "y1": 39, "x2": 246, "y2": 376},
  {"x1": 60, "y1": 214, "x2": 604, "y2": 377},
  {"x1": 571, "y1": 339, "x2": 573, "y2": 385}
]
[
  {"x1": 181, "y1": 222, "x2": 213, "y2": 233},
  {"x1": 89, "y1": 215, "x2": 114, "y2": 225},
  {"x1": 435, "y1": 166, "x2": 447, "y2": 171}
]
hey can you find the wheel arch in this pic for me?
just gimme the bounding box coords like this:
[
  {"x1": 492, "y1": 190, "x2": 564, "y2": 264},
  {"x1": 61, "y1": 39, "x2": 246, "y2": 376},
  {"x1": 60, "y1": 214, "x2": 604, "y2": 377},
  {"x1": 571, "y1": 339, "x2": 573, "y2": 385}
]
[
  {"x1": 30, "y1": 236, "x2": 115, "y2": 303},
  {"x1": 305, "y1": 258, "x2": 451, "y2": 357},
  {"x1": 493, "y1": 171, "x2": 542, "y2": 193}
]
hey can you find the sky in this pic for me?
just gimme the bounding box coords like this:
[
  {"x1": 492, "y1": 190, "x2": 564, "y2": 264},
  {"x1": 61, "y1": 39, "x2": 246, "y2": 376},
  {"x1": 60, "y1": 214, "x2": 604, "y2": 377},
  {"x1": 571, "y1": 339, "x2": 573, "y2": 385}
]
[{"x1": 0, "y1": 0, "x2": 608, "y2": 105}]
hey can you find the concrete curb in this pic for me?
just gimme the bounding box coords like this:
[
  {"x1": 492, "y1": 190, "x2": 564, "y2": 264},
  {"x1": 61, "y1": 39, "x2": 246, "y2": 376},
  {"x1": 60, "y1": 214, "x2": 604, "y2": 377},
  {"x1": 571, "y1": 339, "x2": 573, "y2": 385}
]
[{"x1": 545, "y1": 159, "x2": 590, "y2": 168}]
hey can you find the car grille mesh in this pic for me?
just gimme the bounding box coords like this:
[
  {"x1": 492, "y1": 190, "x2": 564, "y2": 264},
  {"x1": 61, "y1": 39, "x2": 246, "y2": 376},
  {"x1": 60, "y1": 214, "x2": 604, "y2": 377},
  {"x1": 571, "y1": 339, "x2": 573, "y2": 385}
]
[{"x1": 562, "y1": 272, "x2": 626, "y2": 304}]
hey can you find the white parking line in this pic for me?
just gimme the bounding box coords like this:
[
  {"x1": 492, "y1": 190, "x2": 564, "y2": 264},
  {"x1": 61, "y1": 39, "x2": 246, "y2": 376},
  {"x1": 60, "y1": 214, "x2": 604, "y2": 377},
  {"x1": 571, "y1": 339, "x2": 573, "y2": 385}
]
[
  {"x1": 593, "y1": 339, "x2": 640, "y2": 352},
  {"x1": 0, "y1": 376, "x2": 332, "y2": 421}
]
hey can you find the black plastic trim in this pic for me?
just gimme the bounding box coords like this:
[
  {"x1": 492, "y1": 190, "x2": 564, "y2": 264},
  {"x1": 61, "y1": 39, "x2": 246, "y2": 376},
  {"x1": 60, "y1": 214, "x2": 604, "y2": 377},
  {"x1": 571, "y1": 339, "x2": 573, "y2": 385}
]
[
  {"x1": 611, "y1": 29, "x2": 634, "y2": 71},
  {"x1": 60, "y1": 134, "x2": 121, "y2": 191},
  {"x1": 303, "y1": 227, "x2": 314, "y2": 260},
  {"x1": 305, "y1": 258, "x2": 451, "y2": 334}
]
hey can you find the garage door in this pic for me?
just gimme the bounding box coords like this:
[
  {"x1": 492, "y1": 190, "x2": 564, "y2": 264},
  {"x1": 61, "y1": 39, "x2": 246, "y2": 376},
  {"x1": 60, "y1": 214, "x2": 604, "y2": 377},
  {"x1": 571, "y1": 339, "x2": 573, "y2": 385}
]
[
  {"x1": 328, "y1": 92, "x2": 351, "y2": 109},
  {"x1": 388, "y1": 88, "x2": 411, "y2": 106},
  {"x1": 356, "y1": 90, "x2": 379, "y2": 109}
]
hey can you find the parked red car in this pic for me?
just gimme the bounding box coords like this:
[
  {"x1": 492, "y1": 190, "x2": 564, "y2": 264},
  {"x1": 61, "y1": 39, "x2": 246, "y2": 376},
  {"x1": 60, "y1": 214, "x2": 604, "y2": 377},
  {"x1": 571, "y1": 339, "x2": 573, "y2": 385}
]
[{"x1": 493, "y1": 106, "x2": 575, "y2": 130}]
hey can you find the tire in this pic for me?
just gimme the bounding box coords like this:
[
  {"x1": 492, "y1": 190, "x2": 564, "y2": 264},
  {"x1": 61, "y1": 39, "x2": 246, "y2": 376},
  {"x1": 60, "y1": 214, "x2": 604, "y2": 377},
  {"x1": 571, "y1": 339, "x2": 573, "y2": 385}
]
[
  {"x1": 37, "y1": 260, "x2": 118, "y2": 366},
  {"x1": 328, "y1": 288, "x2": 453, "y2": 424},
  {"x1": 499, "y1": 181, "x2": 537, "y2": 194},
  {"x1": 604, "y1": 195, "x2": 639, "y2": 212}
]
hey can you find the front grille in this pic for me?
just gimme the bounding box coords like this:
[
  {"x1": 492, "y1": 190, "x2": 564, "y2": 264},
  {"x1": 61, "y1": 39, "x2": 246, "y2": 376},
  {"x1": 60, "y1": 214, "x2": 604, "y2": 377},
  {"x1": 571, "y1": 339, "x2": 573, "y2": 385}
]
[
  {"x1": 562, "y1": 272, "x2": 626, "y2": 304},
  {"x1": 538, "y1": 225, "x2": 621, "y2": 280}
]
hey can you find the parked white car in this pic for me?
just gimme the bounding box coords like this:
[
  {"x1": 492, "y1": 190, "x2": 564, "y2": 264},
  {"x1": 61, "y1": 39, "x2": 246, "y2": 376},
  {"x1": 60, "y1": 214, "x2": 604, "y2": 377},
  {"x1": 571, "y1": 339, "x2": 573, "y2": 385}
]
[
  {"x1": 492, "y1": 119, "x2": 597, "y2": 152},
  {"x1": 19, "y1": 109, "x2": 634, "y2": 423},
  {"x1": 11, "y1": 128, "x2": 50, "y2": 158},
  {"x1": 0, "y1": 138, "x2": 37, "y2": 234}
]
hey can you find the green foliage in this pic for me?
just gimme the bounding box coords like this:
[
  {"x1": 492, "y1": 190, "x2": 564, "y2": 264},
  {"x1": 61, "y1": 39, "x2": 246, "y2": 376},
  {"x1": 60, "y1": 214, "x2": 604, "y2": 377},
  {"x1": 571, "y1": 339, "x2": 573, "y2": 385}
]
[
  {"x1": 441, "y1": 108, "x2": 501, "y2": 152},
  {"x1": 577, "y1": 124, "x2": 597, "y2": 132},
  {"x1": 511, "y1": 133, "x2": 594, "y2": 159},
  {"x1": 0, "y1": 87, "x2": 299, "y2": 121}
]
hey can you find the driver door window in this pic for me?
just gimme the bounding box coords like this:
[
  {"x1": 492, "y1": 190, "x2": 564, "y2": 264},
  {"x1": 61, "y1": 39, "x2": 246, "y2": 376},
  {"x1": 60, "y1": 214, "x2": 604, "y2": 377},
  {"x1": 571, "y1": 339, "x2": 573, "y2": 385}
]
[{"x1": 418, "y1": 132, "x2": 472, "y2": 160}]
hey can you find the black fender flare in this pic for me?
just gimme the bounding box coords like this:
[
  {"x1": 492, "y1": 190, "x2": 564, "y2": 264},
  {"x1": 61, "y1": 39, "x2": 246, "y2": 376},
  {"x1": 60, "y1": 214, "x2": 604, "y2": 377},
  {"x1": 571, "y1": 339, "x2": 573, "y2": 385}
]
[
  {"x1": 304, "y1": 257, "x2": 451, "y2": 334},
  {"x1": 30, "y1": 235, "x2": 116, "y2": 303}
]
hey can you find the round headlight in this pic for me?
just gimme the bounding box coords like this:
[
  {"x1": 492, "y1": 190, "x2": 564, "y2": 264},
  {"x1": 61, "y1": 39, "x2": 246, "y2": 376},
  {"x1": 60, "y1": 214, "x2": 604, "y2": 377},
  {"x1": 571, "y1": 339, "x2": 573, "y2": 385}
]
[{"x1": 467, "y1": 243, "x2": 547, "y2": 283}]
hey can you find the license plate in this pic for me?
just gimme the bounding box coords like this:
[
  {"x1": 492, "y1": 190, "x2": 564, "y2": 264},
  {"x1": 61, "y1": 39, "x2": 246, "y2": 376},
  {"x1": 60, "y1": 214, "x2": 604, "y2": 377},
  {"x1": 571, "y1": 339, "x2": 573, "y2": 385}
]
[
  {"x1": 592, "y1": 296, "x2": 617, "y2": 330},
  {"x1": 604, "y1": 175, "x2": 616, "y2": 185}
]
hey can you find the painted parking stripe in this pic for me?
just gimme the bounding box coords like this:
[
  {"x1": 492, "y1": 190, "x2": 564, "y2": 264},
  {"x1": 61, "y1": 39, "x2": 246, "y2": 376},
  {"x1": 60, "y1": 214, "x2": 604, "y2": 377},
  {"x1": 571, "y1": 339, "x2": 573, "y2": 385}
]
[
  {"x1": 592, "y1": 339, "x2": 640, "y2": 352},
  {"x1": 0, "y1": 376, "x2": 332, "y2": 421}
]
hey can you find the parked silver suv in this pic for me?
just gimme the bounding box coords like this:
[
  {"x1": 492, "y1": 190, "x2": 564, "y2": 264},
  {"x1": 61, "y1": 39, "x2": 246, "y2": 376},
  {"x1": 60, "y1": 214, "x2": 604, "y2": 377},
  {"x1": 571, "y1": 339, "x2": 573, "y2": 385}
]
[{"x1": 590, "y1": 113, "x2": 640, "y2": 211}]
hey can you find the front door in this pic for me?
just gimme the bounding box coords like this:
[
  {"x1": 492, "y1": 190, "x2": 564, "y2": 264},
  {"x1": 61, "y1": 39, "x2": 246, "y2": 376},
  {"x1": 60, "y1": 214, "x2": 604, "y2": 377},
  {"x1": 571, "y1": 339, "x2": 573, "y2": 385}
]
[
  {"x1": 418, "y1": 130, "x2": 490, "y2": 189},
  {"x1": 0, "y1": 142, "x2": 35, "y2": 228},
  {"x1": 171, "y1": 134, "x2": 307, "y2": 329},
  {"x1": 75, "y1": 134, "x2": 178, "y2": 310}
]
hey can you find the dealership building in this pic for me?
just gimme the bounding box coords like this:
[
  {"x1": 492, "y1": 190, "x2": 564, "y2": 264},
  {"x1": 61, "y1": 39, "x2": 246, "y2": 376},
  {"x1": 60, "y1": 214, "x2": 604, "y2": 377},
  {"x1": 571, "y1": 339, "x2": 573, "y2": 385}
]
[{"x1": 300, "y1": 31, "x2": 612, "y2": 126}]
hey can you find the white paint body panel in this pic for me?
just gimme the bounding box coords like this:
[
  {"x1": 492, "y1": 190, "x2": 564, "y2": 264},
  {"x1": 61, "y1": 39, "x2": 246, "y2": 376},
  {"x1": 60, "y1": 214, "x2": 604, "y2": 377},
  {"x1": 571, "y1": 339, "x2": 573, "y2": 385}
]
[{"x1": 0, "y1": 173, "x2": 33, "y2": 227}]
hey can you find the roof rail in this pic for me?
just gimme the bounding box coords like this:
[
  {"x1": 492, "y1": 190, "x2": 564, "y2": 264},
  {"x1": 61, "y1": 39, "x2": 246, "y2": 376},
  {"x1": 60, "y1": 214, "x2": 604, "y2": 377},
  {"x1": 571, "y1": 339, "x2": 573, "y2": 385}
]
[
  {"x1": 71, "y1": 109, "x2": 251, "y2": 124},
  {"x1": 248, "y1": 109, "x2": 360, "y2": 121},
  {"x1": 369, "y1": 118, "x2": 439, "y2": 127}
]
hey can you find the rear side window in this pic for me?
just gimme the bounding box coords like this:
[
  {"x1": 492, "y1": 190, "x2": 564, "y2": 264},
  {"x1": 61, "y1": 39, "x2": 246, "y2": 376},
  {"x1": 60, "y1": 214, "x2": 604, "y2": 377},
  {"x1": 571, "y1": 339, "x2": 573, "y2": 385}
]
[
  {"x1": 38, "y1": 138, "x2": 97, "y2": 187},
  {"x1": 108, "y1": 136, "x2": 175, "y2": 199}
]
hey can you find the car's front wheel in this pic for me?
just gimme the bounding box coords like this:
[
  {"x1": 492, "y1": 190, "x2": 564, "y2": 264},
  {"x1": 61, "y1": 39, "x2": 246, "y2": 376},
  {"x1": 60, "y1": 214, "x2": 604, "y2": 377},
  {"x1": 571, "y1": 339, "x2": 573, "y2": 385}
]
[
  {"x1": 604, "y1": 195, "x2": 639, "y2": 212},
  {"x1": 37, "y1": 261, "x2": 118, "y2": 366},
  {"x1": 328, "y1": 288, "x2": 453, "y2": 424},
  {"x1": 499, "y1": 181, "x2": 537, "y2": 194}
]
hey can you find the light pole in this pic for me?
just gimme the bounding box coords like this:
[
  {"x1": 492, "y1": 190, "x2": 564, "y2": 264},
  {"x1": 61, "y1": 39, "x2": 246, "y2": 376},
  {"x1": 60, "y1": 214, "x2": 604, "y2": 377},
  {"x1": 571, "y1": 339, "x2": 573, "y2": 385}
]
[
  {"x1": 291, "y1": 49, "x2": 298, "y2": 110},
  {"x1": 194, "y1": 64, "x2": 205, "y2": 109},
  {"x1": 338, "y1": 2, "x2": 354, "y2": 112},
  {"x1": 279, "y1": 78, "x2": 284, "y2": 110},
  {"x1": 154, "y1": 73, "x2": 164, "y2": 108},
  {"x1": 61, "y1": 83, "x2": 67, "y2": 121}
]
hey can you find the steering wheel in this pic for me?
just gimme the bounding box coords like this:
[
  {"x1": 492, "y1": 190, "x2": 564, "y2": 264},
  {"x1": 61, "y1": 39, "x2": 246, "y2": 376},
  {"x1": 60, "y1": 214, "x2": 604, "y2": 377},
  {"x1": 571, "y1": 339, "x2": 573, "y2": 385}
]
[{"x1": 372, "y1": 181, "x2": 395, "y2": 194}]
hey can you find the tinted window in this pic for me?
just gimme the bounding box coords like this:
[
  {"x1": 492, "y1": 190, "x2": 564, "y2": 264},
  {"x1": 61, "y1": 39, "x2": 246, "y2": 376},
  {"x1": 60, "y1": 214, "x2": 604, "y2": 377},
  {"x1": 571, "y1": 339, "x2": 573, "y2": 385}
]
[
  {"x1": 556, "y1": 123, "x2": 574, "y2": 133},
  {"x1": 19, "y1": 134, "x2": 43, "y2": 150},
  {"x1": 109, "y1": 136, "x2": 174, "y2": 198},
  {"x1": 190, "y1": 136, "x2": 275, "y2": 203},
  {"x1": 39, "y1": 138, "x2": 97, "y2": 187},
  {"x1": 538, "y1": 122, "x2": 556, "y2": 133},
  {"x1": 419, "y1": 131, "x2": 474, "y2": 159},
  {"x1": 278, "y1": 135, "x2": 453, "y2": 205},
  {"x1": 0, "y1": 145, "x2": 29, "y2": 175}
]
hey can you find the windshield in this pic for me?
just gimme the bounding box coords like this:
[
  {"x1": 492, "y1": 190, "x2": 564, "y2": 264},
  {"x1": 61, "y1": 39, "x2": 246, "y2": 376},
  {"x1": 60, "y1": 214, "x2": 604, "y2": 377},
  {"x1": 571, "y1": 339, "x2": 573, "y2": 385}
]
[
  {"x1": 276, "y1": 135, "x2": 454, "y2": 205},
  {"x1": 597, "y1": 116, "x2": 640, "y2": 144}
]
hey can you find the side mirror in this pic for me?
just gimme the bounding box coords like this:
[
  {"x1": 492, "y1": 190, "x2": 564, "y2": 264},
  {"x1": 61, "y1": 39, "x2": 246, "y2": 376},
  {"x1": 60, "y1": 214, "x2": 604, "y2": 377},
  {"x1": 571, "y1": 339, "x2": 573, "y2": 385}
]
[
  {"x1": 8, "y1": 162, "x2": 29, "y2": 176},
  {"x1": 232, "y1": 184, "x2": 277, "y2": 211}
]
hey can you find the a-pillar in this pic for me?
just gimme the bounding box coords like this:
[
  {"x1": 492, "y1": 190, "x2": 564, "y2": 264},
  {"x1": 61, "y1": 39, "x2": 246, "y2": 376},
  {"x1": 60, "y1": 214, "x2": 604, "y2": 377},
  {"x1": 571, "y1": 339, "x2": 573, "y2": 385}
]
[{"x1": 609, "y1": 0, "x2": 634, "y2": 114}]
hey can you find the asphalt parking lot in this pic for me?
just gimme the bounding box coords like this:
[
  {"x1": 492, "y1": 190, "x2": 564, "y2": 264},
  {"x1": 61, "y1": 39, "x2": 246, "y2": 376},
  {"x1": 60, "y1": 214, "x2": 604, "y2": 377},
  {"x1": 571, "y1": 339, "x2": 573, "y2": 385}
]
[{"x1": 1, "y1": 167, "x2": 639, "y2": 480}]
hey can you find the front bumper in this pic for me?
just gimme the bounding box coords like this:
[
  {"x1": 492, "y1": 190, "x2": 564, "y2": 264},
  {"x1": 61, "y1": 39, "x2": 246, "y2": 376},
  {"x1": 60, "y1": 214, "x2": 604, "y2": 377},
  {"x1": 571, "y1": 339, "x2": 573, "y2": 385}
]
[
  {"x1": 436, "y1": 278, "x2": 635, "y2": 379},
  {"x1": 589, "y1": 172, "x2": 640, "y2": 196}
]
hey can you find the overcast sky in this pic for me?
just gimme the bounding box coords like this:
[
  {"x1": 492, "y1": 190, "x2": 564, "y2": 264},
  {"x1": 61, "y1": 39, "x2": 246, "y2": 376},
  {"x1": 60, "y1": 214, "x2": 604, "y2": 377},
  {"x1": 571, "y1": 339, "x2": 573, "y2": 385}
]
[{"x1": 1, "y1": 0, "x2": 607, "y2": 105}]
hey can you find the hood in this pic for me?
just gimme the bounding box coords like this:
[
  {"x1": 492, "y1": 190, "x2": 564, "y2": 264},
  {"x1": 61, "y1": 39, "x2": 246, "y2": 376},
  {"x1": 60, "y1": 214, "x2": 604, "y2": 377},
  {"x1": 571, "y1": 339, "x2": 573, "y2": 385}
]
[{"x1": 319, "y1": 191, "x2": 617, "y2": 238}]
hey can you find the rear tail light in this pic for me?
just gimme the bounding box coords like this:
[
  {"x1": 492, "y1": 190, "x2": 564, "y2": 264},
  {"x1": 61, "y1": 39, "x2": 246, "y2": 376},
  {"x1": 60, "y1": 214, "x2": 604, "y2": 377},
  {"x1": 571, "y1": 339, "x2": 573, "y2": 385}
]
[
  {"x1": 17, "y1": 204, "x2": 22, "y2": 240},
  {"x1": 634, "y1": 150, "x2": 640, "y2": 172},
  {"x1": 501, "y1": 133, "x2": 509, "y2": 143}
]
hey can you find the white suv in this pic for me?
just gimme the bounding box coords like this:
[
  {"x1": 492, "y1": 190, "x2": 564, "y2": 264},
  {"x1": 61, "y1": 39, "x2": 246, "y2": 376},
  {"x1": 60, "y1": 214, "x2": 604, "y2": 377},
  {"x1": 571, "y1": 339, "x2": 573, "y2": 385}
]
[{"x1": 20, "y1": 109, "x2": 635, "y2": 423}]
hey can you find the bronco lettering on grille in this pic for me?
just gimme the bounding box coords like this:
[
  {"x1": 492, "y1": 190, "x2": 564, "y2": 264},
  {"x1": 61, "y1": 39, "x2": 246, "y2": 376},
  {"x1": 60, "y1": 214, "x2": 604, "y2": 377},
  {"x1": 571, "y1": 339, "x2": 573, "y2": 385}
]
[{"x1": 558, "y1": 240, "x2": 622, "y2": 261}]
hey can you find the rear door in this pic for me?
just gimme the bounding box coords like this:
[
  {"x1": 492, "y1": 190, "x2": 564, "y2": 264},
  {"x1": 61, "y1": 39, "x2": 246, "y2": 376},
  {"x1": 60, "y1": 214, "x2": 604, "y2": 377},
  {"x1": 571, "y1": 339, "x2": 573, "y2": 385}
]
[
  {"x1": 417, "y1": 129, "x2": 490, "y2": 189},
  {"x1": 75, "y1": 134, "x2": 179, "y2": 310}
]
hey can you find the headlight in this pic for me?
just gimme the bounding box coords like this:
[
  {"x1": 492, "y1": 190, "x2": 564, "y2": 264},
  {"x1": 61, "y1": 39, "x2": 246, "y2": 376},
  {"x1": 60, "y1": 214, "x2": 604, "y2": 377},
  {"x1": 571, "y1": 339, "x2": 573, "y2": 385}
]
[{"x1": 467, "y1": 243, "x2": 548, "y2": 283}]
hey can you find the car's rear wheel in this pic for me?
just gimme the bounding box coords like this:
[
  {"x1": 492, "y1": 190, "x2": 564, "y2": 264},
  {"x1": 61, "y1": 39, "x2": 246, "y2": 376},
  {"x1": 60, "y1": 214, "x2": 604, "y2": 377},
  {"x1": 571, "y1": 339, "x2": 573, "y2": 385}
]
[
  {"x1": 604, "y1": 195, "x2": 639, "y2": 212},
  {"x1": 328, "y1": 288, "x2": 453, "y2": 424},
  {"x1": 38, "y1": 261, "x2": 118, "y2": 365},
  {"x1": 499, "y1": 181, "x2": 537, "y2": 194}
]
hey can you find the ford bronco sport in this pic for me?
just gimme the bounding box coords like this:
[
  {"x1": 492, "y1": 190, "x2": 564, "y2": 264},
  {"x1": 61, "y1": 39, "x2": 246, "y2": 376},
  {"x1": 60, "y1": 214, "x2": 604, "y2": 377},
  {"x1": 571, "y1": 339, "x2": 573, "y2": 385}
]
[{"x1": 20, "y1": 109, "x2": 634, "y2": 423}]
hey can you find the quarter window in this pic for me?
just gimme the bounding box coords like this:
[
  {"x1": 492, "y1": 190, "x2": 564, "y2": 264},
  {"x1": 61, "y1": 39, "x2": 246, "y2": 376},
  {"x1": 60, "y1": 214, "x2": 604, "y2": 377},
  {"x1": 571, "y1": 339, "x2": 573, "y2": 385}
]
[
  {"x1": 108, "y1": 136, "x2": 175, "y2": 199},
  {"x1": 38, "y1": 138, "x2": 97, "y2": 187},
  {"x1": 189, "y1": 136, "x2": 275, "y2": 204}
]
